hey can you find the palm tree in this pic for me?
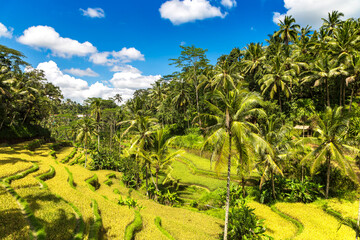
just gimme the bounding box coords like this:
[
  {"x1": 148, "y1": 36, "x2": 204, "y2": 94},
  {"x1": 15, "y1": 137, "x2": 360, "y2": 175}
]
[
  {"x1": 345, "y1": 52, "x2": 360, "y2": 111},
  {"x1": 302, "y1": 54, "x2": 345, "y2": 107},
  {"x1": 300, "y1": 107, "x2": 359, "y2": 198},
  {"x1": 113, "y1": 94, "x2": 123, "y2": 105},
  {"x1": 141, "y1": 129, "x2": 183, "y2": 190},
  {"x1": 274, "y1": 15, "x2": 300, "y2": 45},
  {"x1": 259, "y1": 55, "x2": 297, "y2": 112},
  {"x1": 76, "y1": 117, "x2": 97, "y2": 168},
  {"x1": 257, "y1": 115, "x2": 290, "y2": 200},
  {"x1": 203, "y1": 86, "x2": 267, "y2": 240},
  {"x1": 321, "y1": 11, "x2": 344, "y2": 36},
  {"x1": 88, "y1": 98, "x2": 102, "y2": 151}
]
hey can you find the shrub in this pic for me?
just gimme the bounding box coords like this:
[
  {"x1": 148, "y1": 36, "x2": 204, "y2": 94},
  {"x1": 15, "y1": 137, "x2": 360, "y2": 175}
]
[
  {"x1": 118, "y1": 196, "x2": 143, "y2": 209},
  {"x1": 24, "y1": 139, "x2": 44, "y2": 151},
  {"x1": 221, "y1": 200, "x2": 271, "y2": 240},
  {"x1": 86, "y1": 175, "x2": 100, "y2": 192},
  {"x1": 259, "y1": 176, "x2": 323, "y2": 204}
]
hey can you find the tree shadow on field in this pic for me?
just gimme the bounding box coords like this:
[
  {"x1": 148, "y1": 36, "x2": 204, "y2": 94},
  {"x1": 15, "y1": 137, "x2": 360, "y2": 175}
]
[
  {"x1": 24, "y1": 192, "x2": 78, "y2": 239},
  {"x1": 0, "y1": 157, "x2": 31, "y2": 165},
  {"x1": 0, "y1": 208, "x2": 29, "y2": 239}
]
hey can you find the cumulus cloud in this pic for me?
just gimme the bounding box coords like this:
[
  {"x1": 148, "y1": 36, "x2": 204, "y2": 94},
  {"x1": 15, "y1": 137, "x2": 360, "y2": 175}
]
[
  {"x1": 221, "y1": 0, "x2": 237, "y2": 8},
  {"x1": 110, "y1": 69, "x2": 161, "y2": 90},
  {"x1": 0, "y1": 22, "x2": 13, "y2": 38},
  {"x1": 273, "y1": 0, "x2": 360, "y2": 28},
  {"x1": 17, "y1": 26, "x2": 97, "y2": 58},
  {"x1": 159, "y1": 0, "x2": 226, "y2": 25},
  {"x1": 90, "y1": 47, "x2": 145, "y2": 65},
  {"x1": 80, "y1": 8, "x2": 105, "y2": 18},
  {"x1": 63, "y1": 67, "x2": 99, "y2": 77},
  {"x1": 37, "y1": 61, "x2": 160, "y2": 103}
]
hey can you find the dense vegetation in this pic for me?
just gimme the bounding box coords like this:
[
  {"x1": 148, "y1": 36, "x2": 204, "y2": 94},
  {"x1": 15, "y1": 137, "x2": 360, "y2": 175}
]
[{"x1": 1, "y1": 11, "x2": 360, "y2": 239}]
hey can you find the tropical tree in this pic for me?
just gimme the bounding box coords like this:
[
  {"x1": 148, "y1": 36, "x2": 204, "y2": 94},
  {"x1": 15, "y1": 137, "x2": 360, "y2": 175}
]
[
  {"x1": 87, "y1": 98, "x2": 103, "y2": 151},
  {"x1": 76, "y1": 117, "x2": 98, "y2": 168},
  {"x1": 274, "y1": 15, "x2": 300, "y2": 45},
  {"x1": 203, "y1": 86, "x2": 267, "y2": 240},
  {"x1": 300, "y1": 107, "x2": 359, "y2": 198},
  {"x1": 141, "y1": 129, "x2": 183, "y2": 190},
  {"x1": 321, "y1": 10, "x2": 344, "y2": 36}
]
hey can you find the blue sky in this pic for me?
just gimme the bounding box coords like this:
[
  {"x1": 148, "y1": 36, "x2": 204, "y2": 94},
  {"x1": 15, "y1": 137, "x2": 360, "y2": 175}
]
[{"x1": 1, "y1": 0, "x2": 360, "y2": 102}]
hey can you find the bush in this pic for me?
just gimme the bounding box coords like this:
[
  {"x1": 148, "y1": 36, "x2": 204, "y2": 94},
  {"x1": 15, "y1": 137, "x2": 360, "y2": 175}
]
[
  {"x1": 25, "y1": 139, "x2": 45, "y2": 151},
  {"x1": 0, "y1": 124, "x2": 50, "y2": 142},
  {"x1": 259, "y1": 176, "x2": 323, "y2": 204},
  {"x1": 49, "y1": 140, "x2": 73, "y2": 151},
  {"x1": 221, "y1": 200, "x2": 271, "y2": 240},
  {"x1": 86, "y1": 175, "x2": 100, "y2": 192}
]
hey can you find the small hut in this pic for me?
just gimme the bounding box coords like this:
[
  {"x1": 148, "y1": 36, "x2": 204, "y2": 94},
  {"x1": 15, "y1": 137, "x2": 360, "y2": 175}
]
[{"x1": 294, "y1": 125, "x2": 312, "y2": 137}]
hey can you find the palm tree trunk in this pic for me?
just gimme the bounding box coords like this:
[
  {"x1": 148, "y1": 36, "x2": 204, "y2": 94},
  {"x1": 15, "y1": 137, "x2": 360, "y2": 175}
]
[
  {"x1": 145, "y1": 163, "x2": 149, "y2": 197},
  {"x1": 339, "y1": 79, "x2": 343, "y2": 106},
  {"x1": 278, "y1": 90, "x2": 282, "y2": 112},
  {"x1": 357, "y1": 197, "x2": 360, "y2": 240},
  {"x1": 84, "y1": 146, "x2": 88, "y2": 168},
  {"x1": 326, "y1": 153, "x2": 331, "y2": 199},
  {"x1": 156, "y1": 167, "x2": 159, "y2": 190},
  {"x1": 326, "y1": 78, "x2": 330, "y2": 107},
  {"x1": 242, "y1": 177, "x2": 246, "y2": 198},
  {"x1": 223, "y1": 130, "x2": 232, "y2": 240},
  {"x1": 271, "y1": 169, "x2": 276, "y2": 200},
  {"x1": 195, "y1": 85, "x2": 201, "y2": 127},
  {"x1": 349, "y1": 83, "x2": 356, "y2": 112}
]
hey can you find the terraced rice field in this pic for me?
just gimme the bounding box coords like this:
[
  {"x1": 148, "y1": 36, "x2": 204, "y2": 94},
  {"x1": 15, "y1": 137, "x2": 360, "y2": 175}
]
[{"x1": 0, "y1": 142, "x2": 222, "y2": 239}]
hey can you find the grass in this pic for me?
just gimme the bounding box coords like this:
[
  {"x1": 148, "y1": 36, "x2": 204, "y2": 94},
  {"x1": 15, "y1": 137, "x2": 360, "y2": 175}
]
[
  {"x1": 4, "y1": 163, "x2": 39, "y2": 184},
  {"x1": 86, "y1": 174, "x2": 100, "y2": 192},
  {"x1": 35, "y1": 165, "x2": 55, "y2": 189},
  {"x1": 170, "y1": 160, "x2": 226, "y2": 191},
  {"x1": 154, "y1": 216, "x2": 175, "y2": 240},
  {"x1": 275, "y1": 202, "x2": 355, "y2": 239},
  {"x1": 89, "y1": 199, "x2": 102, "y2": 240},
  {"x1": 0, "y1": 185, "x2": 30, "y2": 239},
  {"x1": 0, "y1": 181, "x2": 46, "y2": 240},
  {"x1": 65, "y1": 167, "x2": 76, "y2": 189},
  {"x1": 325, "y1": 198, "x2": 359, "y2": 219},
  {"x1": 268, "y1": 203, "x2": 302, "y2": 238},
  {"x1": 124, "y1": 210, "x2": 143, "y2": 240}
]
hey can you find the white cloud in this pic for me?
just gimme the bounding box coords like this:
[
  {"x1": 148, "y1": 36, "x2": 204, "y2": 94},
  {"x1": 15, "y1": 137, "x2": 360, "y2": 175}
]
[
  {"x1": 159, "y1": 0, "x2": 226, "y2": 25},
  {"x1": 80, "y1": 8, "x2": 105, "y2": 18},
  {"x1": 0, "y1": 22, "x2": 13, "y2": 38},
  {"x1": 63, "y1": 67, "x2": 99, "y2": 77},
  {"x1": 90, "y1": 47, "x2": 145, "y2": 65},
  {"x1": 110, "y1": 69, "x2": 161, "y2": 90},
  {"x1": 17, "y1": 26, "x2": 97, "y2": 58},
  {"x1": 110, "y1": 64, "x2": 141, "y2": 73},
  {"x1": 36, "y1": 61, "x2": 160, "y2": 103},
  {"x1": 273, "y1": 0, "x2": 360, "y2": 28},
  {"x1": 221, "y1": 0, "x2": 237, "y2": 8}
]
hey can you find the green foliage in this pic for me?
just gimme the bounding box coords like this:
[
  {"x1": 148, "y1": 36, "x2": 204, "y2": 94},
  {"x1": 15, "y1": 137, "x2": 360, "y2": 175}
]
[
  {"x1": 49, "y1": 150, "x2": 57, "y2": 158},
  {"x1": 218, "y1": 184, "x2": 244, "y2": 207},
  {"x1": 118, "y1": 196, "x2": 143, "y2": 209},
  {"x1": 89, "y1": 199, "x2": 103, "y2": 240},
  {"x1": 221, "y1": 200, "x2": 271, "y2": 240},
  {"x1": 154, "y1": 217, "x2": 176, "y2": 240},
  {"x1": 64, "y1": 167, "x2": 76, "y2": 189},
  {"x1": 4, "y1": 163, "x2": 39, "y2": 184},
  {"x1": 124, "y1": 210, "x2": 143, "y2": 240},
  {"x1": 0, "y1": 125, "x2": 50, "y2": 142},
  {"x1": 62, "y1": 147, "x2": 77, "y2": 163},
  {"x1": 86, "y1": 174, "x2": 100, "y2": 192},
  {"x1": 24, "y1": 139, "x2": 44, "y2": 151},
  {"x1": 260, "y1": 176, "x2": 323, "y2": 204},
  {"x1": 91, "y1": 149, "x2": 121, "y2": 170},
  {"x1": 49, "y1": 140, "x2": 72, "y2": 151},
  {"x1": 171, "y1": 128, "x2": 204, "y2": 150},
  {"x1": 35, "y1": 165, "x2": 55, "y2": 189}
]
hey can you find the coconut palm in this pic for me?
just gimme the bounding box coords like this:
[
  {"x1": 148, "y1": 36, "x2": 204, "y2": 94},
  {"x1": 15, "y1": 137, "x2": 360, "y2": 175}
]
[
  {"x1": 141, "y1": 129, "x2": 183, "y2": 190},
  {"x1": 302, "y1": 54, "x2": 345, "y2": 107},
  {"x1": 87, "y1": 98, "x2": 103, "y2": 151},
  {"x1": 203, "y1": 86, "x2": 267, "y2": 240},
  {"x1": 321, "y1": 11, "x2": 344, "y2": 36},
  {"x1": 274, "y1": 15, "x2": 300, "y2": 45},
  {"x1": 259, "y1": 55, "x2": 297, "y2": 112},
  {"x1": 76, "y1": 117, "x2": 98, "y2": 168},
  {"x1": 300, "y1": 106, "x2": 359, "y2": 198}
]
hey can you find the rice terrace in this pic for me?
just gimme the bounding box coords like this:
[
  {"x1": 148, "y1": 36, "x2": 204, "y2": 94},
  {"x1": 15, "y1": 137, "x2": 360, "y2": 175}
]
[{"x1": 1, "y1": 0, "x2": 360, "y2": 239}]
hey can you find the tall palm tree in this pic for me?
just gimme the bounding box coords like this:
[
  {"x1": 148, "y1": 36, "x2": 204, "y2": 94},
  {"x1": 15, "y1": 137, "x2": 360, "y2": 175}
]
[
  {"x1": 345, "y1": 52, "x2": 360, "y2": 111},
  {"x1": 257, "y1": 115, "x2": 290, "y2": 200},
  {"x1": 274, "y1": 15, "x2": 300, "y2": 45},
  {"x1": 76, "y1": 117, "x2": 97, "y2": 168},
  {"x1": 300, "y1": 107, "x2": 359, "y2": 198},
  {"x1": 203, "y1": 86, "x2": 267, "y2": 240},
  {"x1": 321, "y1": 11, "x2": 344, "y2": 36},
  {"x1": 259, "y1": 55, "x2": 297, "y2": 112},
  {"x1": 141, "y1": 129, "x2": 183, "y2": 190},
  {"x1": 113, "y1": 94, "x2": 123, "y2": 105},
  {"x1": 89, "y1": 98, "x2": 102, "y2": 151},
  {"x1": 302, "y1": 54, "x2": 345, "y2": 107}
]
